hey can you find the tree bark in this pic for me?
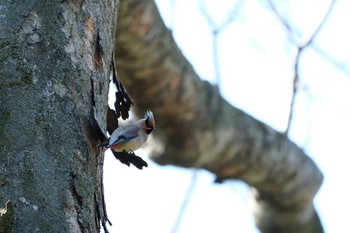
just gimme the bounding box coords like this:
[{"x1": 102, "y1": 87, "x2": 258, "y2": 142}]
[
  {"x1": 0, "y1": 0, "x2": 117, "y2": 232},
  {"x1": 115, "y1": 1, "x2": 324, "y2": 232}
]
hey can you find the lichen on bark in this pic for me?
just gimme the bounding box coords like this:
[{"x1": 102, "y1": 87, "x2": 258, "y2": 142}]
[
  {"x1": 0, "y1": 200, "x2": 15, "y2": 233},
  {"x1": 0, "y1": 0, "x2": 119, "y2": 232}
]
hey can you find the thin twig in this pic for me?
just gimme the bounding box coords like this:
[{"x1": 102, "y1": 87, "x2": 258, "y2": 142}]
[
  {"x1": 302, "y1": 0, "x2": 336, "y2": 48},
  {"x1": 212, "y1": 31, "x2": 221, "y2": 86},
  {"x1": 285, "y1": 49, "x2": 301, "y2": 135},
  {"x1": 171, "y1": 170, "x2": 198, "y2": 233},
  {"x1": 267, "y1": 0, "x2": 299, "y2": 44},
  {"x1": 199, "y1": 0, "x2": 243, "y2": 87},
  {"x1": 170, "y1": 2, "x2": 243, "y2": 231},
  {"x1": 169, "y1": 0, "x2": 176, "y2": 33},
  {"x1": 311, "y1": 44, "x2": 350, "y2": 74},
  {"x1": 268, "y1": 0, "x2": 337, "y2": 135}
]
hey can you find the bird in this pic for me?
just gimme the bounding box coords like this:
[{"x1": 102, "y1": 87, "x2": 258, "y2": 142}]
[{"x1": 99, "y1": 111, "x2": 155, "y2": 169}]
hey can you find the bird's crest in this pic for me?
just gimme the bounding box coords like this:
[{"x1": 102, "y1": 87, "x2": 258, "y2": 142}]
[{"x1": 144, "y1": 110, "x2": 155, "y2": 130}]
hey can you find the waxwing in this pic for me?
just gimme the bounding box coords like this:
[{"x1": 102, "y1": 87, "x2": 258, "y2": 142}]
[{"x1": 99, "y1": 111, "x2": 155, "y2": 169}]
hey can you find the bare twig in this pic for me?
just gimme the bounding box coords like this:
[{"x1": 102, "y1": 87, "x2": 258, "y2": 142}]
[
  {"x1": 199, "y1": 0, "x2": 243, "y2": 87},
  {"x1": 212, "y1": 32, "x2": 221, "y2": 86},
  {"x1": 302, "y1": 0, "x2": 336, "y2": 48},
  {"x1": 268, "y1": 0, "x2": 346, "y2": 73},
  {"x1": 286, "y1": 49, "x2": 301, "y2": 135},
  {"x1": 171, "y1": 2, "x2": 243, "y2": 231},
  {"x1": 169, "y1": 0, "x2": 176, "y2": 32},
  {"x1": 267, "y1": 0, "x2": 298, "y2": 43},
  {"x1": 311, "y1": 44, "x2": 350, "y2": 74},
  {"x1": 170, "y1": 2, "x2": 244, "y2": 231},
  {"x1": 171, "y1": 171, "x2": 199, "y2": 233},
  {"x1": 268, "y1": 0, "x2": 337, "y2": 135}
]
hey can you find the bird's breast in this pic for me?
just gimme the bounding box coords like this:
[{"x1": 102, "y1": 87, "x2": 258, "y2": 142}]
[{"x1": 111, "y1": 134, "x2": 148, "y2": 152}]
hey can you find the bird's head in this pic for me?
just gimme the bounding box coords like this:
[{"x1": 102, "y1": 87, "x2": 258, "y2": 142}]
[{"x1": 144, "y1": 110, "x2": 155, "y2": 134}]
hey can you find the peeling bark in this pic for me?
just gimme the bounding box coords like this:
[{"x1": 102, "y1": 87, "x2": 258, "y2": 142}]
[
  {"x1": 0, "y1": 0, "x2": 118, "y2": 232},
  {"x1": 115, "y1": 0, "x2": 324, "y2": 232}
]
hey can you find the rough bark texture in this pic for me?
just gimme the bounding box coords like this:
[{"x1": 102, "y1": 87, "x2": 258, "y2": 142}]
[
  {"x1": 0, "y1": 0, "x2": 118, "y2": 232},
  {"x1": 115, "y1": 1, "x2": 324, "y2": 232}
]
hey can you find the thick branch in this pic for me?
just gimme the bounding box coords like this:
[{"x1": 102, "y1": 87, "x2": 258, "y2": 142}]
[
  {"x1": 115, "y1": 1, "x2": 323, "y2": 232},
  {"x1": 0, "y1": 0, "x2": 117, "y2": 231}
]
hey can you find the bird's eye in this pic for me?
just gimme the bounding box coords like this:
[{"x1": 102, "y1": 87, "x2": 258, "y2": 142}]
[{"x1": 146, "y1": 128, "x2": 153, "y2": 134}]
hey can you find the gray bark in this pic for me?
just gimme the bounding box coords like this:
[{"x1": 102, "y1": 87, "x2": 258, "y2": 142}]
[
  {"x1": 0, "y1": 0, "x2": 118, "y2": 232},
  {"x1": 115, "y1": 1, "x2": 324, "y2": 232}
]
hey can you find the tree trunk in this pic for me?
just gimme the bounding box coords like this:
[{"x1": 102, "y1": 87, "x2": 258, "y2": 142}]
[
  {"x1": 0, "y1": 0, "x2": 118, "y2": 231},
  {"x1": 115, "y1": 1, "x2": 324, "y2": 232}
]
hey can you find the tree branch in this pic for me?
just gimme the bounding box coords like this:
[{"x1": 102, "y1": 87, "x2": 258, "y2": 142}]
[
  {"x1": 115, "y1": 0, "x2": 324, "y2": 232},
  {"x1": 268, "y1": 0, "x2": 337, "y2": 135},
  {"x1": 199, "y1": 0, "x2": 243, "y2": 87}
]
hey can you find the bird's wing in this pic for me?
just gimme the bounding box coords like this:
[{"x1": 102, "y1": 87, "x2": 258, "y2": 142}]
[{"x1": 108, "y1": 125, "x2": 140, "y2": 146}]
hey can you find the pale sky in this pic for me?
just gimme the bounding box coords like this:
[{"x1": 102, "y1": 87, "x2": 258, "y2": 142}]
[{"x1": 104, "y1": 1, "x2": 350, "y2": 232}]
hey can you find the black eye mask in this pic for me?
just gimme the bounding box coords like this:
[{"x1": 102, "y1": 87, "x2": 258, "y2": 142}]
[
  {"x1": 145, "y1": 116, "x2": 151, "y2": 128},
  {"x1": 146, "y1": 128, "x2": 153, "y2": 134}
]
